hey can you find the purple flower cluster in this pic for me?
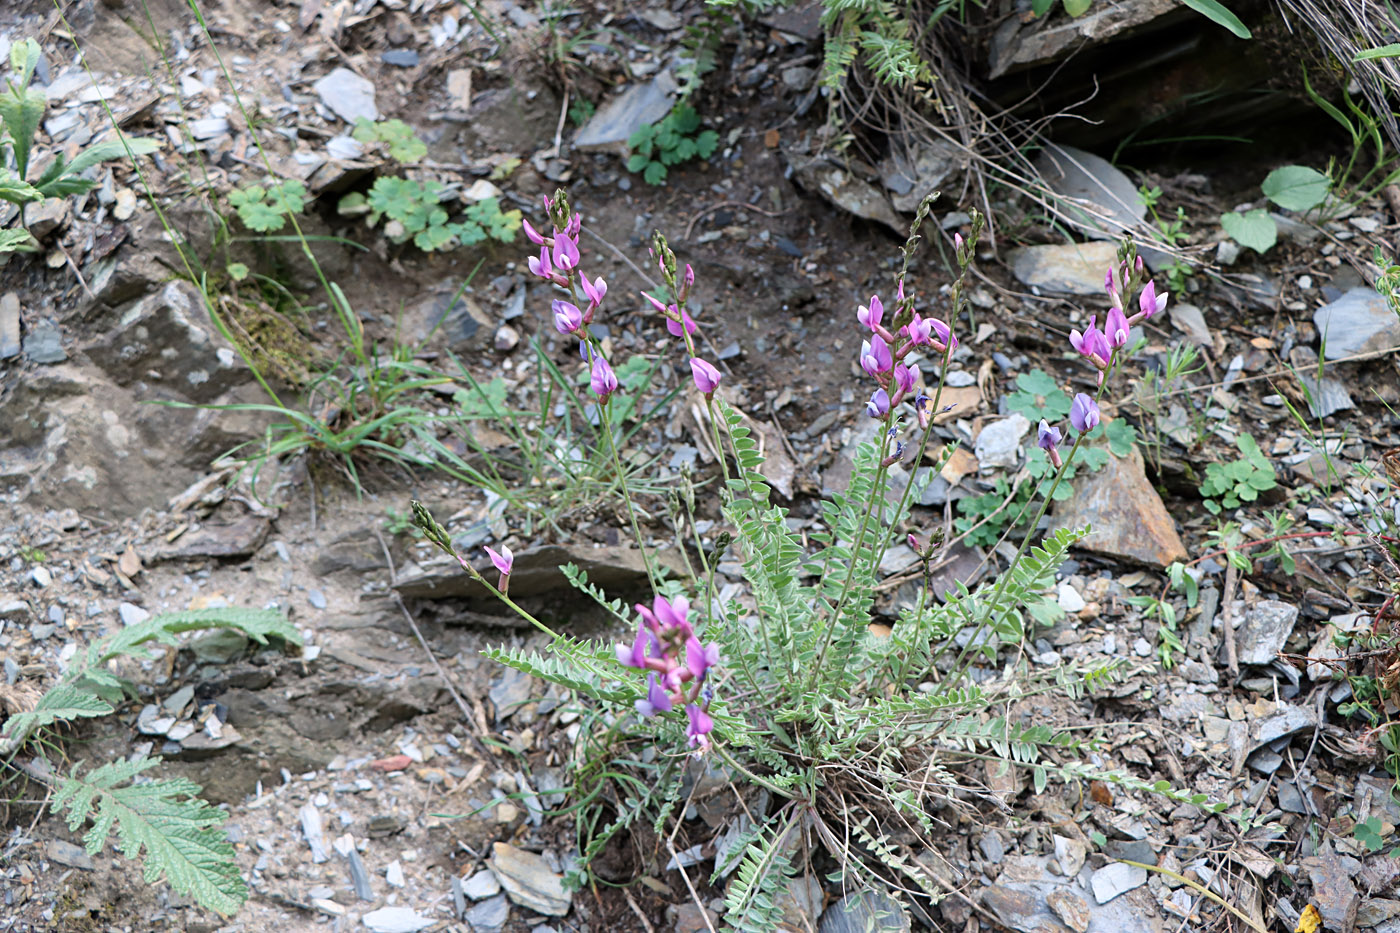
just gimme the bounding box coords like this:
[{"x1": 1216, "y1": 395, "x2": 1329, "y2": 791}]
[
  {"x1": 642, "y1": 259, "x2": 722, "y2": 397},
  {"x1": 615, "y1": 594, "x2": 718, "y2": 754}
]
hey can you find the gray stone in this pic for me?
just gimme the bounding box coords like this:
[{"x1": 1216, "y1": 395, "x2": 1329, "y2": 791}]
[
  {"x1": 1007, "y1": 241, "x2": 1120, "y2": 295},
  {"x1": 314, "y1": 68, "x2": 378, "y2": 124},
  {"x1": 574, "y1": 72, "x2": 678, "y2": 154},
  {"x1": 308, "y1": 589, "x2": 327, "y2": 610},
  {"x1": 191, "y1": 628, "x2": 248, "y2": 664},
  {"x1": 26, "y1": 198, "x2": 69, "y2": 238},
  {"x1": 361, "y1": 906, "x2": 436, "y2": 933},
  {"x1": 0, "y1": 600, "x2": 30, "y2": 621},
  {"x1": 817, "y1": 890, "x2": 910, "y2": 933},
  {"x1": 489, "y1": 843, "x2": 570, "y2": 916},
  {"x1": 1232, "y1": 600, "x2": 1298, "y2": 666},
  {"x1": 118, "y1": 602, "x2": 150, "y2": 626},
  {"x1": 1302, "y1": 853, "x2": 1361, "y2": 933},
  {"x1": 1277, "y1": 782, "x2": 1308, "y2": 814},
  {"x1": 385, "y1": 860, "x2": 405, "y2": 888},
  {"x1": 1090, "y1": 862, "x2": 1147, "y2": 904},
  {"x1": 1169, "y1": 303, "x2": 1211, "y2": 346},
  {"x1": 974, "y1": 413, "x2": 1030, "y2": 469},
  {"x1": 880, "y1": 140, "x2": 963, "y2": 213},
  {"x1": 1054, "y1": 835, "x2": 1088, "y2": 877},
  {"x1": 394, "y1": 543, "x2": 680, "y2": 600},
  {"x1": 980, "y1": 831, "x2": 1006, "y2": 863},
  {"x1": 1251, "y1": 703, "x2": 1317, "y2": 749},
  {"x1": 1036, "y1": 144, "x2": 1146, "y2": 239},
  {"x1": 989, "y1": 0, "x2": 1176, "y2": 77},
  {"x1": 1314, "y1": 288, "x2": 1400, "y2": 360},
  {"x1": 464, "y1": 894, "x2": 510, "y2": 932},
  {"x1": 45, "y1": 839, "x2": 95, "y2": 870},
  {"x1": 791, "y1": 156, "x2": 905, "y2": 236},
  {"x1": 299, "y1": 803, "x2": 330, "y2": 863},
  {"x1": 346, "y1": 847, "x2": 374, "y2": 901},
  {"x1": 163, "y1": 684, "x2": 195, "y2": 713},
  {"x1": 463, "y1": 868, "x2": 502, "y2": 900},
  {"x1": 0, "y1": 292, "x2": 20, "y2": 359},
  {"x1": 380, "y1": 49, "x2": 419, "y2": 68},
  {"x1": 22, "y1": 320, "x2": 65, "y2": 363}
]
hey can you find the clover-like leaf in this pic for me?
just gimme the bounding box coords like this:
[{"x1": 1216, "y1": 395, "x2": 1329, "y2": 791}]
[{"x1": 643, "y1": 161, "x2": 667, "y2": 186}]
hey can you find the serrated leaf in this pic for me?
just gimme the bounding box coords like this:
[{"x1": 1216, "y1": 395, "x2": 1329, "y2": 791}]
[
  {"x1": 51, "y1": 756, "x2": 246, "y2": 915},
  {"x1": 643, "y1": 161, "x2": 667, "y2": 185},
  {"x1": 0, "y1": 684, "x2": 112, "y2": 738},
  {"x1": 695, "y1": 129, "x2": 719, "y2": 159},
  {"x1": 81, "y1": 607, "x2": 300, "y2": 675},
  {"x1": 1261, "y1": 165, "x2": 1330, "y2": 211},
  {"x1": 0, "y1": 86, "x2": 46, "y2": 178},
  {"x1": 1220, "y1": 209, "x2": 1276, "y2": 253}
]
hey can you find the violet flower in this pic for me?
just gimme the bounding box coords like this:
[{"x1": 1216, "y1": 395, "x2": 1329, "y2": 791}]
[
  {"x1": 858, "y1": 295, "x2": 884, "y2": 331},
  {"x1": 666, "y1": 309, "x2": 697, "y2": 338},
  {"x1": 522, "y1": 218, "x2": 548, "y2": 246},
  {"x1": 1138, "y1": 281, "x2": 1168, "y2": 320},
  {"x1": 1104, "y1": 305, "x2": 1130, "y2": 349},
  {"x1": 685, "y1": 704, "x2": 714, "y2": 753},
  {"x1": 1069, "y1": 393, "x2": 1100, "y2": 433},
  {"x1": 929, "y1": 318, "x2": 957, "y2": 351},
  {"x1": 893, "y1": 363, "x2": 917, "y2": 397},
  {"x1": 635, "y1": 673, "x2": 673, "y2": 718},
  {"x1": 551, "y1": 232, "x2": 580, "y2": 273},
  {"x1": 866, "y1": 387, "x2": 890, "y2": 418},
  {"x1": 1037, "y1": 419, "x2": 1063, "y2": 468},
  {"x1": 860, "y1": 335, "x2": 893, "y2": 375},
  {"x1": 691, "y1": 358, "x2": 722, "y2": 395},
  {"x1": 904, "y1": 313, "x2": 933, "y2": 345},
  {"x1": 580, "y1": 275, "x2": 607, "y2": 314},
  {"x1": 484, "y1": 545, "x2": 513, "y2": 576},
  {"x1": 653, "y1": 595, "x2": 692, "y2": 635},
  {"x1": 527, "y1": 246, "x2": 553, "y2": 281},
  {"x1": 590, "y1": 355, "x2": 619, "y2": 400},
  {"x1": 685, "y1": 637, "x2": 720, "y2": 683},
  {"x1": 552, "y1": 299, "x2": 583, "y2": 335},
  {"x1": 615, "y1": 623, "x2": 653, "y2": 668}
]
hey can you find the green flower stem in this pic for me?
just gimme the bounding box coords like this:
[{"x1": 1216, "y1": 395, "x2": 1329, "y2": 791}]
[
  {"x1": 598, "y1": 395, "x2": 660, "y2": 597},
  {"x1": 712, "y1": 744, "x2": 798, "y2": 799}
]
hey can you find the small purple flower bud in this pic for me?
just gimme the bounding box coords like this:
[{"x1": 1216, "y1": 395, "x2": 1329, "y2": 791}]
[
  {"x1": 551, "y1": 233, "x2": 580, "y2": 273},
  {"x1": 552, "y1": 299, "x2": 583, "y2": 335},
  {"x1": 858, "y1": 295, "x2": 884, "y2": 331},
  {"x1": 860, "y1": 335, "x2": 893, "y2": 375},
  {"x1": 590, "y1": 355, "x2": 619, "y2": 400},
  {"x1": 914, "y1": 393, "x2": 934, "y2": 429},
  {"x1": 1134, "y1": 255, "x2": 1145, "y2": 275},
  {"x1": 635, "y1": 673, "x2": 673, "y2": 718},
  {"x1": 580, "y1": 275, "x2": 607, "y2": 312},
  {"x1": 690, "y1": 358, "x2": 722, "y2": 395},
  {"x1": 1069, "y1": 393, "x2": 1100, "y2": 433},
  {"x1": 685, "y1": 704, "x2": 714, "y2": 752},
  {"x1": 1037, "y1": 419, "x2": 1064, "y2": 468},
  {"x1": 1139, "y1": 281, "x2": 1168, "y2": 320},
  {"x1": 683, "y1": 263, "x2": 695, "y2": 289},
  {"x1": 954, "y1": 232, "x2": 964, "y2": 254},
  {"x1": 1104, "y1": 305, "x2": 1130, "y2": 349},
  {"x1": 578, "y1": 340, "x2": 593, "y2": 362},
  {"x1": 565, "y1": 212, "x2": 582, "y2": 239},
  {"x1": 866, "y1": 387, "x2": 890, "y2": 418},
  {"x1": 908, "y1": 533, "x2": 921, "y2": 554}
]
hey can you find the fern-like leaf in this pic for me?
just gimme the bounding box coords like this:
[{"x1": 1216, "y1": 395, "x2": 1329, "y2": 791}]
[
  {"x1": 0, "y1": 684, "x2": 112, "y2": 739},
  {"x1": 50, "y1": 755, "x2": 246, "y2": 915}
]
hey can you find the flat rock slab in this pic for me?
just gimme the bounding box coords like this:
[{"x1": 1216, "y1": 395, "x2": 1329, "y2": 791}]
[
  {"x1": 791, "y1": 156, "x2": 904, "y2": 235},
  {"x1": 1036, "y1": 144, "x2": 1146, "y2": 239},
  {"x1": 394, "y1": 544, "x2": 682, "y2": 599},
  {"x1": 1231, "y1": 599, "x2": 1299, "y2": 666},
  {"x1": 314, "y1": 67, "x2": 378, "y2": 124},
  {"x1": 975, "y1": 413, "x2": 1030, "y2": 470},
  {"x1": 1314, "y1": 287, "x2": 1400, "y2": 360},
  {"x1": 361, "y1": 906, "x2": 435, "y2": 932},
  {"x1": 1007, "y1": 241, "x2": 1120, "y2": 295},
  {"x1": 150, "y1": 513, "x2": 271, "y2": 562},
  {"x1": 1302, "y1": 853, "x2": 1361, "y2": 933},
  {"x1": 0, "y1": 292, "x2": 20, "y2": 359},
  {"x1": 489, "y1": 842, "x2": 570, "y2": 916},
  {"x1": 1090, "y1": 862, "x2": 1146, "y2": 904},
  {"x1": 574, "y1": 72, "x2": 677, "y2": 154},
  {"x1": 1047, "y1": 445, "x2": 1187, "y2": 568}
]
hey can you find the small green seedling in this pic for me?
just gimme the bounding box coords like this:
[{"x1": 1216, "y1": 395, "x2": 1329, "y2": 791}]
[
  {"x1": 1200, "y1": 433, "x2": 1277, "y2": 513},
  {"x1": 227, "y1": 179, "x2": 307, "y2": 233},
  {"x1": 352, "y1": 117, "x2": 427, "y2": 163},
  {"x1": 626, "y1": 105, "x2": 719, "y2": 185}
]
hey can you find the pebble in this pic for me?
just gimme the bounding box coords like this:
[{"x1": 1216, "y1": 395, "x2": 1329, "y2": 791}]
[
  {"x1": 464, "y1": 894, "x2": 511, "y2": 932},
  {"x1": 974, "y1": 413, "x2": 1030, "y2": 470},
  {"x1": 1089, "y1": 862, "x2": 1147, "y2": 904},
  {"x1": 385, "y1": 860, "x2": 405, "y2": 888},
  {"x1": 23, "y1": 319, "x2": 66, "y2": 363},
  {"x1": 113, "y1": 188, "x2": 137, "y2": 221},
  {"x1": 313, "y1": 67, "x2": 379, "y2": 124},
  {"x1": 361, "y1": 906, "x2": 436, "y2": 932},
  {"x1": 463, "y1": 868, "x2": 502, "y2": 900},
  {"x1": 1132, "y1": 637, "x2": 1152, "y2": 657},
  {"x1": 0, "y1": 292, "x2": 19, "y2": 360},
  {"x1": 494, "y1": 324, "x2": 520, "y2": 352},
  {"x1": 1057, "y1": 582, "x2": 1085, "y2": 613},
  {"x1": 1313, "y1": 287, "x2": 1400, "y2": 359},
  {"x1": 381, "y1": 49, "x2": 420, "y2": 68},
  {"x1": 489, "y1": 843, "x2": 570, "y2": 916},
  {"x1": 0, "y1": 600, "x2": 31, "y2": 621},
  {"x1": 30, "y1": 566, "x2": 51, "y2": 588},
  {"x1": 118, "y1": 602, "x2": 150, "y2": 626},
  {"x1": 307, "y1": 589, "x2": 327, "y2": 610}
]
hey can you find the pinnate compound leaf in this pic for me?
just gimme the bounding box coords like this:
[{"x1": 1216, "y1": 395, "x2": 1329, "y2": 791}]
[
  {"x1": 51, "y1": 756, "x2": 246, "y2": 915},
  {"x1": 1261, "y1": 165, "x2": 1330, "y2": 211},
  {"x1": 1220, "y1": 209, "x2": 1276, "y2": 253},
  {"x1": 0, "y1": 683, "x2": 112, "y2": 738}
]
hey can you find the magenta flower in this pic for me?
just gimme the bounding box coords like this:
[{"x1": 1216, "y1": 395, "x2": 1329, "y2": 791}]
[
  {"x1": 666, "y1": 308, "x2": 697, "y2": 338},
  {"x1": 860, "y1": 335, "x2": 893, "y2": 375},
  {"x1": 580, "y1": 275, "x2": 607, "y2": 313},
  {"x1": 484, "y1": 545, "x2": 513, "y2": 576},
  {"x1": 1104, "y1": 305, "x2": 1130, "y2": 348},
  {"x1": 858, "y1": 295, "x2": 884, "y2": 331},
  {"x1": 1138, "y1": 281, "x2": 1168, "y2": 320},
  {"x1": 522, "y1": 218, "x2": 547, "y2": 246},
  {"x1": 893, "y1": 363, "x2": 917, "y2": 397},
  {"x1": 654, "y1": 594, "x2": 691, "y2": 634},
  {"x1": 552, "y1": 299, "x2": 583, "y2": 335},
  {"x1": 551, "y1": 233, "x2": 580, "y2": 273},
  {"x1": 904, "y1": 313, "x2": 933, "y2": 345},
  {"x1": 679, "y1": 263, "x2": 695, "y2": 301},
  {"x1": 1069, "y1": 393, "x2": 1100, "y2": 433},
  {"x1": 1070, "y1": 316, "x2": 1111, "y2": 363},
  {"x1": 1105, "y1": 268, "x2": 1122, "y2": 310},
  {"x1": 590, "y1": 355, "x2": 619, "y2": 399},
  {"x1": 1037, "y1": 419, "x2": 1063, "y2": 468},
  {"x1": 527, "y1": 246, "x2": 553, "y2": 281},
  {"x1": 615, "y1": 623, "x2": 654, "y2": 668},
  {"x1": 635, "y1": 673, "x2": 673, "y2": 718},
  {"x1": 685, "y1": 704, "x2": 714, "y2": 752},
  {"x1": 685, "y1": 637, "x2": 720, "y2": 683},
  {"x1": 865, "y1": 387, "x2": 890, "y2": 418},
  {"x1": 564, "y1": 212, "x2": 582, "y2": 239},
  {"x1": 691, "y1": 358, "x2": 722, "y2": 395},
  {"x1": 929, "y1": 318, "x2": 957, "y2": 351},
  {"x1": 954, "y1": 232, "x2": 964, "y2": 254}
]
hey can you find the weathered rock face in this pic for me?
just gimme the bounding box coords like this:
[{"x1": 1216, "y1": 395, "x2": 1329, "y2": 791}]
[
  {"x1": 1047, "y1": 444, "x2": 1187, "y2": 568},
  {"x1": 84, "y1": 280, "x2": 248, "y2": 403}
]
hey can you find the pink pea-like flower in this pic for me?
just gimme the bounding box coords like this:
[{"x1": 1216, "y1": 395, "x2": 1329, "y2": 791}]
[
  {"x1": 527, "y1": 246, "x2": 553, "y2": 281},
  {"x1": 522, "y1": 218, "x2": 548, "y2": 246},
  {"x1": 1037, "y1": 419, "x2": 1063, "y2": 468},
  {"x1": 686, "y1": 704, "x2": 714, "y2": 753},
  {"x1": 866, "y1": 387, "x2": 890, "y2": 418},
  {"x1": 666, "y1": 309, "x2": 697, "y2": 338},
  {"x1": 685, "y1": 637, "x2": 721, "y2": 683},
  {"x1": 1139, "y1": 281, "x2": 1168, "y2": 320},
  {"x1": 858, "y1": 295, "x2": 884, "y2": 331},
  {"x1": 1069, "y1": 393, "x2": 1100, "y2": 433},
  {"x1": 580, "y1": 275, "x2": 607, "y2": 313},
  {"x1": 929, "y1": 318, "x2": 957, "y2": 351},
  {"x1": 860, "y1": 335, "x2": 893, "y2": 375},
  {"x1": 484, "y1": 545, "x2": 513, "y2": 576},
  {"x1": 552, "y1": 299, "x2": 583, "y2": 335},
  {"x1": 590, "y1": 355, "x2": 619, "y2": 399},
  {"x1": 893, "y1": 363, "x2": 917, "y2": 396},
  {"x1": 615, "y1": 623, "x2": 654, "y2": 668},
  {"x1": 564, "y1": 212, "x2": 582, "y2": 239},
  {"x1": 551, "y1": 233, "x2": 580, "y2": 273},
  {"x1": 635, "y1": 673, "x2": 673, "y2": 718},
  {"x1": 1104, "y1": 305, "x2": 1130, "y2": 349},
  {"x1": 691, "y1": 358, "x2": 722, "y2": 395},
  {"x1": 904, "y1": 313, "x2": 933, "y2": 345}
]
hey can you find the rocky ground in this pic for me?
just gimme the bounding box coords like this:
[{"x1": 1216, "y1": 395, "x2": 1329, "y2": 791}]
[{"x1": 2, "y1": 0, "x2": 1400, "y2": 932}]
